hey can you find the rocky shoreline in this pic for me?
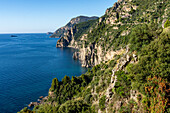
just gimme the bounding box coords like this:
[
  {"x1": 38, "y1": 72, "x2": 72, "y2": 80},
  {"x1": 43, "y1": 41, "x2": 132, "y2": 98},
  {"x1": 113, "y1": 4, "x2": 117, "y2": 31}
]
[{"x1": 28, "y1": 96, "x2": 49, "y2": 108}]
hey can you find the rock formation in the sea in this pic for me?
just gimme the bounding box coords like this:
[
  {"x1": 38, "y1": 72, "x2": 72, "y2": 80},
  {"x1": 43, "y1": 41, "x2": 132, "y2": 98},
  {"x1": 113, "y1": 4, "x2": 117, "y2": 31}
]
[
  {"x1": 50, "y1": 16, "x2": 99, "y2": 38},
  {"x1": 72, "y1": 51, "x2": 79, "y2": 60}
]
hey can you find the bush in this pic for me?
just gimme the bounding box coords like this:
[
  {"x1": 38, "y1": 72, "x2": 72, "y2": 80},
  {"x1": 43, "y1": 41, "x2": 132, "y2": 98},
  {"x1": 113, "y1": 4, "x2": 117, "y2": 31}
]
[
  {"x1": 99, "y1": 96, "x2": 106, "y2": 110},
  {"x1": 129, "y1": 24, "x2": 153, "y2": 51},
  {"x1": 115, "y1": 71, "x2": 131, "y2": 98},
  {"x1": 51, "y1": 78, "x2": 59, "y2": 91},
  {"x1": 58, "y1": 100, "x2": 90, "y2": 113}
]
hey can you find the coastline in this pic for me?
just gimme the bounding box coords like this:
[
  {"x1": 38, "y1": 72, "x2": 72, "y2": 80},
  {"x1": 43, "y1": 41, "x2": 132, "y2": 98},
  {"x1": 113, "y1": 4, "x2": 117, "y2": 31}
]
[{"x1": 26, "y1": 46, "x2": 87, "y2": 110}]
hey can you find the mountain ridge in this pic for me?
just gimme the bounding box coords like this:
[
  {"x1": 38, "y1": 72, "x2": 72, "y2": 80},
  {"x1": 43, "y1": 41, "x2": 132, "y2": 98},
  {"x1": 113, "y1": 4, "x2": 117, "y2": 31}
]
[{"x1": 50, "y1": 16, "x2": 99, "y2": 38}]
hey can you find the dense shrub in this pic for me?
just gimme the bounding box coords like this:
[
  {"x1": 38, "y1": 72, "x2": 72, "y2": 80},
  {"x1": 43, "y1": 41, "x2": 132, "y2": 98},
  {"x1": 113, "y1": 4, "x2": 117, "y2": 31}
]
[
  {"x1": 74, "y1": 20, "x2": 97, "y2": 41},
  {"x1": 129, "y1": 24, "x2": 153, "y2": 51},
  {"x1": 114, "y1": 71, "x2": 131, "y2": 98},
  {"x1": 99, "y1": 96, "x2": 106, "y2": 110},
  {"x1": 128, "y1": 32, "x2": 170, "y2": 93}
]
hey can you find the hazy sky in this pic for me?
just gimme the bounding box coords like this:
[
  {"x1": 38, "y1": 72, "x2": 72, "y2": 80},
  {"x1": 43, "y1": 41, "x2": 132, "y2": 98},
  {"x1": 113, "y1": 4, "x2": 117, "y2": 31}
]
[{"x1": 0, "y1": 0, "x2": 116, "y2": 33}]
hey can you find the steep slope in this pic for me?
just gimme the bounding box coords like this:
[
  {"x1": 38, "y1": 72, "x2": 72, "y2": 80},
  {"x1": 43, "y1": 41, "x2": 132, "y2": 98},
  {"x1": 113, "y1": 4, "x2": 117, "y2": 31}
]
[
  {"x1": 57, "y1": 0, "x2": 170, "y2": 68},
  {"x1": 19, "y1": 0, "x2": 170, "y2": 113},
  {"x1": 50, "y1": 16, "x2": 99, "y2": 38}
]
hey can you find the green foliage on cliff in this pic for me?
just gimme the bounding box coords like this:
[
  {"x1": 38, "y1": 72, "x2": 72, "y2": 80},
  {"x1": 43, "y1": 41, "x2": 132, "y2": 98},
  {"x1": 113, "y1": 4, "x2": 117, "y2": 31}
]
[
  {"x1": 128, "y1": 21, "x2": 164, "y2": 52},
  {"x1": 73, "y1": 19, "x2": 97, "y2": 41},
  {"x1": 18, "y1": 107, "x2": 33, "y2": 113},
  {"x1": 128, "y1": 31, "x2": 170, "y2": 92},
  {"x1": 51, "y1": 16, "x2": 98, "y2": 38},
  {"x1": 50, "y1": 75, "x2": 92, "y2": 104},
  {"x1": 129, "y1": 24, "x2": 154, "y2": 51},
  {"x1": 35, "y1": 100, "x2": 91, "y2": 113},
  {"x1": 164, "y1": 19, "x2": 170, "y2": 28},
  {"x1": 51, "y1": 78, "x2": 59, "y2": 91},
  {"x1": 99, "y1": 95, "x2": 106, "y2": 110},
  {"x1": 114, "y1": 71, "x2": 131, "y2": 98}
]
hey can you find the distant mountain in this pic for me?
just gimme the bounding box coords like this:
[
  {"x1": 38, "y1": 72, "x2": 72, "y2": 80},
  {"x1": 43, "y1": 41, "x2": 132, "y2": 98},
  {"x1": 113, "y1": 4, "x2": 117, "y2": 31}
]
[{"x1": 50, "y1": 16, "x2": 99, "y2": 38}]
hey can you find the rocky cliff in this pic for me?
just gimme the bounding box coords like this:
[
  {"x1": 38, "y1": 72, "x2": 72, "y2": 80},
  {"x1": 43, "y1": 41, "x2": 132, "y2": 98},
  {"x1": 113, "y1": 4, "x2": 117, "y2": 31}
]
[
  {"x1": 50, "y1": 16, "x2": 99, "y2": 38},
  {"x1": 56, "y1": 0, "x2": 169, "y2": 68},
  {"x1": 56, "y1": 27, "x2": 76, "y2": 47},
  {"x1": 56, "y1": 0, "x2": 136, "y2": 67}
]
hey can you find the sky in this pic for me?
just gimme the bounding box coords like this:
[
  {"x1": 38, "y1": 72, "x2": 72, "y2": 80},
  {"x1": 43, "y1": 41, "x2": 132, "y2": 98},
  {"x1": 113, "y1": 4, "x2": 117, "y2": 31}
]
[{"x1": 0, "y1": 0, "x2": 116, "y2": 33}]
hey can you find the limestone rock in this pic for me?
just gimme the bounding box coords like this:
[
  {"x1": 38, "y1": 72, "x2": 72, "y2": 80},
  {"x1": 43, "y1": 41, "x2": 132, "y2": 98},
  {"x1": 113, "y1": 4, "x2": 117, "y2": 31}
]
[
  {"x1": 73, "y1": 52, "x2": 79, "y2": 60},
  {"x1": 133, "y1": 54, "x2": 138, "y2": 62},
  {"x1": 121, "y1": 30, "x2": 130, "y2": 36},
  {"x1": 56, "y1": 28, "x2": 75, "y2": 48}
]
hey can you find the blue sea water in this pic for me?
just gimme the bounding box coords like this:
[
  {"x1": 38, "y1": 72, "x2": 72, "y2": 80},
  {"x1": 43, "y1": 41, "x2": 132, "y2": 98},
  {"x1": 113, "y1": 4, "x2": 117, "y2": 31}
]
[{"x1": 0, "y1": 33, "x2": 87, "y2": 113}]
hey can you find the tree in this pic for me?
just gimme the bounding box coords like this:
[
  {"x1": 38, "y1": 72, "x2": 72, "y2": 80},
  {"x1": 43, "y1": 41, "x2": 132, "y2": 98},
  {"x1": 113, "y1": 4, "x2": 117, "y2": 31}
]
[
  {"x1": 62, "y1": 75, "x2": 70, "y2": 85},
  {"x1": 99, "y1": 96, "x2": 106, "y2": 110},
  {"x1": 128, "y1": 31, "x2": 170, "y2": 92},
  {"x1": 129, "y1": 24, "x2": 153, "y2": 51},
  {"x1": 144, "y1": 76, "x2": 170, "y2": 112},
  {"x1": 51, "y1": 78, "x2": 59, "y2": 91}
]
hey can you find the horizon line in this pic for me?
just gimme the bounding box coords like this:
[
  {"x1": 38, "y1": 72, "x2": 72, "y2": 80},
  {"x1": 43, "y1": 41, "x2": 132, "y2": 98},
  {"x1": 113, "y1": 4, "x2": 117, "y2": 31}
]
[{"x1": 0, "y1": 32, "x2": 49, "y2": 34}]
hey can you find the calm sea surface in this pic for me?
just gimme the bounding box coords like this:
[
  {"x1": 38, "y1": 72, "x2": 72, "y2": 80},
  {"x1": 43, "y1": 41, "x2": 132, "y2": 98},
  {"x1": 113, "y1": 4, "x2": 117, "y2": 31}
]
[{"x1": 0, "y1": 33, "x2": 87, "y2": 113}]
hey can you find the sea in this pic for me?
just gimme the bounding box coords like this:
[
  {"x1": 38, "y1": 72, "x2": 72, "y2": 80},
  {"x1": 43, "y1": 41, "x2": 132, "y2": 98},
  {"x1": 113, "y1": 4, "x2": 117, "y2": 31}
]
[{"x1": 0, "y1": 33, "x2": 87, "y2": 113}]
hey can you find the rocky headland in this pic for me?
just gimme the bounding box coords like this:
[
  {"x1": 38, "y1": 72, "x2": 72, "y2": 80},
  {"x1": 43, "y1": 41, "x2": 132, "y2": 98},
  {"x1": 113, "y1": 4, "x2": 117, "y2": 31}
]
[{"x1": 50, "y1": 16, "x2": 99, "y2": 38}]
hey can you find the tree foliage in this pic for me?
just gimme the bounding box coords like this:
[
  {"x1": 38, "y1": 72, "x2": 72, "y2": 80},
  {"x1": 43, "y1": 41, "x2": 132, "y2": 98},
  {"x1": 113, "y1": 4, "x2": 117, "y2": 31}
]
[
  {"x1": 51, "y1": 78, "x2": 59, "y2": 91},
  {"x1": 129, "y1": 24, "x2": 154, "y2": 51},
  {"x1": 144, "y1": 76, "x2": 170, "y2": 113},
  {"x1": 128, "y1": 31, "x2": 170, "y2": 92},
  {"x1": 99, "y1": 96, "x2": 106, "y2": 110}
]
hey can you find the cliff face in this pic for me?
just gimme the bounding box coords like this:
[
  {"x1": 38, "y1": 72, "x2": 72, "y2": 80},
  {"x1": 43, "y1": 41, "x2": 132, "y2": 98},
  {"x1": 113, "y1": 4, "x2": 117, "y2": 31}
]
[
  {"x1": 56, "y1": 0, "x2": 136, "y2": 67},
  {"x1": 77, "y1": 43, "x2": 125, "y2": 67},
  {"x1": 56, "y1": 28, "x2": 76, "y2": 47},
  {"x1": 50, "y1": 16, "x2": 99, "y2": 38},
  {"x1": 56, "y1": 0, "x2": 169, "y2": 68}
]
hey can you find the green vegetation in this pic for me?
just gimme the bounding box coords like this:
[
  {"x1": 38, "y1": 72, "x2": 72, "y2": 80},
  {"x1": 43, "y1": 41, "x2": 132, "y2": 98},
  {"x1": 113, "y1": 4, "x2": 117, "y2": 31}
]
[
  {"x1": 19, "y1": 107, "x2": 33, "y2": 113},
  {"x1": 19, "y1": 29, "x2": 169, "y2": 112},
  {"x1": 73, "y1": 19, "x2": 97, "y2": 41},
  {"x1": 19, "y1": 0, "x2": 170, "y2": 112},
  {"x1": 127, "y1": 31, "x2": 170, "y2": 92},
  {"x1": 51, "y1": 16, "x2": 98, "y2": 38},
  {"x1": 114, "y1": 71, "x2": 131, "y2": 98},
  {"x1": 49, "y1": 74, "x2": 92, "y2": 104},
  {"x1": 51, "y1": 78, "x2": 59, "y2": 91},
  {"x1": 164, "y1": 19, "x2": 170, "y2": 28},
  {"x1": 99, "y1": 96, "x2": 106, "y2": 110},
  {"x1": 129, "y1": 24, "x2": 154, "y2": 51}
]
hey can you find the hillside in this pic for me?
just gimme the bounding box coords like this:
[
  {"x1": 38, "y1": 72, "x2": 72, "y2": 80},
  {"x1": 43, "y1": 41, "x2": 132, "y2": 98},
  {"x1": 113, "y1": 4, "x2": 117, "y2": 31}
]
[
  {"x1": 56, "y1": 0, "x2": 170, "y2": 68},
  {"x1": 50, "y1": 16, "x2": 99, "y2": 38},
  {"x1": 19, "y1": 0, "x2": 170, "y2": 113}
]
